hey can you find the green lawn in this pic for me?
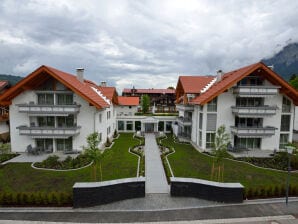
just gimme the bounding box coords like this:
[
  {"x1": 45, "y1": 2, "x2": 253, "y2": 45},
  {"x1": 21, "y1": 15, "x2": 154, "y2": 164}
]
[
  {"x1": 162, "y1": 135, "x2": 298, "y2": 189},
  {"x1": 0, "y1": 133, "x2": 139, "y2": 193}
]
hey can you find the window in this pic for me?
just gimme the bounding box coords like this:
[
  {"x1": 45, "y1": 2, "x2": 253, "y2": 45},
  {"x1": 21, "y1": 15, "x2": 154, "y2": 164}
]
[
  {"x1": 166, "y1": 121, "x2": 172, "y2": 131},
  {"x1": 199, "y1": 131, "x2": 202, "y2": 147},
  {"x1": 126, "y1": 121, "x2": 133, "y2": 131},
  {"x1": 282, "y1": 97, "x2": 291, "y2": 112},
  {"x1": 206, "y1": 133, "x2": 215, "y2": 148},
  {"x1": 57, "y1": 137, "x2": 73, "y2": 152},
  {"x1": 238, "y1": 74, "x2": 263, "y2": 86},
  {"x1": 37, "y1": 117, "x2": 55, "y2": 127},
  {"x1": 280, "y1": 115, "x2": 291, "y2": 131},
  {"x1": 158, "y1": 121, "x2": 164, "y2": 131},
  {"x1": 279, "y1": 134, "x2": 289, "y2": 149},
  {"x1": 235, "y1": 117, "x2": 262, "y2": 128},
  {"x1": 37, "y1": 93, "x2": 54, "y2": 105},
  {"x1": 99, "y1": 114, "x2": 102, "y2": 123},
  {"x1": 57, "y1": 94, "x2": 73, "y2": 105},
  {"x1": 107, "y1": 111, "x2": 111, "y2": 119},
  {"x1": 99, "y1": 133, "x2": 102, "y2": 142},
  {"x1": 207, "y1": 114, "x2": 216, "y2": 131},
  {"x1": 199, "y1": 113, "x2": 203, "y2": 129},
  {"x1": 107, "y1": 126, "x2": 111, "y2": 134},
  {"x1": 118, "y1": 121, "x2": 124, "y2": 131},
  {"x1": 234, "y1": 137, "x2": 261, "y2": 149},
  {"x1": 207, "y1": 97, "x2": 217, "y2": 112},
  {"x1": 36, "y1": 139, "x2": 53, "y2": 151},
  {"x1": 135, "y1": 121, "x2": 141, "y2": 131},
  {"x1": 57, "y1": 115, "x2": 75, "y2": 127},
  {"x1": 236, "y1": 97, "x2": 263, "y2": 107}
]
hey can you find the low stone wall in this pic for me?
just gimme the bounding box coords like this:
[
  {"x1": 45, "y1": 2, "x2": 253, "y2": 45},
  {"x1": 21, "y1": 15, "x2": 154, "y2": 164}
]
[
  {"x1": 170, "y1": 177, "x2": 244, "y2": 203},
  {"x1": 73, "y1": 177, "x2": 145, "y2": 208}
]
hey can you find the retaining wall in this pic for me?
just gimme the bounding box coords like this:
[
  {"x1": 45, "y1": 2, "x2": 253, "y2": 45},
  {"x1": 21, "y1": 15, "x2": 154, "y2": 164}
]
[
  {"x1": 73, "y1": 177, "x2": 145, "y2": 208},
  {"x1": 170, "y1": 177, "x2": 244, "y2": 203}
]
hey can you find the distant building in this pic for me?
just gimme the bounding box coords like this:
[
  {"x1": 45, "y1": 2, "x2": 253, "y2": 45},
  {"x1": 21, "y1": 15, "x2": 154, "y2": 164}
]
[
  {"x1": 174, "y1": 62, "x2": 298, "y2": 151},
  {"x1": 122, "y1": 87, "x2": 176, "y2": 113}
]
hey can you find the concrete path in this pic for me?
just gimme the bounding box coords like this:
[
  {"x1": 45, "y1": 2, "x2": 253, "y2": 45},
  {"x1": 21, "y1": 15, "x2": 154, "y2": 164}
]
[{"x1": 145, "y1": 133, "x2": 169, "y2": 193}]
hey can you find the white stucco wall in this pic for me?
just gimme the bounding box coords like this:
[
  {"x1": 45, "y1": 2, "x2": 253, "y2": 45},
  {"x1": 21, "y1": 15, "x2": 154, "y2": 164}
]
[
  {"x1": 294, "y1": 106, "x2": 298, "y2": 131},
  {"x1": 10, "y1": 91, "x2": 36, "y2": 152},
  {"x1": 116, "y1": 106, "x2": 138, "y2": 116}
]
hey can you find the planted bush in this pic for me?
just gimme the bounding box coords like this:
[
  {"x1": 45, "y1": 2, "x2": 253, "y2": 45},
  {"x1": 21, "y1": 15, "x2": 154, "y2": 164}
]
[{"x1": 35, "y1": 154, "x2": 91, "y2": 170}]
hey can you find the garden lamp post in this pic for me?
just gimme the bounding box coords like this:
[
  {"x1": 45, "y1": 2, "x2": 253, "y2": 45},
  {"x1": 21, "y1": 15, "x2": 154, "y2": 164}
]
[{"x1": 285, "y1": 146, "x2": 295, "y2": 205}]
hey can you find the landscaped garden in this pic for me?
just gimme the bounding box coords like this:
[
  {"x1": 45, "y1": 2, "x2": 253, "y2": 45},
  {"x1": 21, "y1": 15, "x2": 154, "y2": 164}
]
[
  {"x1": 160, "y1": 134, "x2": 298, "y2": 199},
  {"x1": 0, "y1": 143, "x2": 18, "y2": 163},
  {"x1": 0, "y1": 133, "x2": 140, "y2": 206}
]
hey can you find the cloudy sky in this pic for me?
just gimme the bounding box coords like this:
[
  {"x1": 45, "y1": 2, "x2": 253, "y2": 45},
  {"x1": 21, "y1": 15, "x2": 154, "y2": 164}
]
[{"x1": 0, "y1": 0, "x2": 298, "y2": 92}]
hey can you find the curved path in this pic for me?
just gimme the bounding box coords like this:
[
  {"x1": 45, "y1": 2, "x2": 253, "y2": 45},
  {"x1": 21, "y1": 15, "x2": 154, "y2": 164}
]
[{"x1": 144, "y1": 133, "x2": 169, "y2": 193}]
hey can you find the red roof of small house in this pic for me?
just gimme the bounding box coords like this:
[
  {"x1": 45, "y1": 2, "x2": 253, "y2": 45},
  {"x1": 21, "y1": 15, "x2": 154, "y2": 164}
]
[
  {"x1": 117, "y1": 96, "x2": 139, "y2": 106},
  {"x1": 177, "y1": 76, "x2": 214, "y2": 93},
  {"x1": 189, "y1": 62, "x2": 298, "y2": 105},
  {"x1": 0, "y1": 65, "x2": 115, "y2": 109},
  {"x1": 122, "y1": 88, "x2": 175, "y2": 94}
]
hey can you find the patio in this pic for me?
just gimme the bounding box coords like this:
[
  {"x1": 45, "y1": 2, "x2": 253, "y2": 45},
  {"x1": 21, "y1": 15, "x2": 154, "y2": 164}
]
[{"x1": 1, "y1": 152, "x2": 79, "y2": 164}]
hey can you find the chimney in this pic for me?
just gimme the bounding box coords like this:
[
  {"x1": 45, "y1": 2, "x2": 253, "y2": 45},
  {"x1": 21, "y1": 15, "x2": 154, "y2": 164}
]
[
  {"x1": 76, "y1": 68, "x2": 84, "y2": 83},
  {"x1": 100, "y1": 81, "x2": 107, "y2": 87},
  {"x1": 216, "y1": 70, "x2": 223, "y2": 82},
  {"x1": 268, "y1": 65, "x2": 274, "y2": 71}
]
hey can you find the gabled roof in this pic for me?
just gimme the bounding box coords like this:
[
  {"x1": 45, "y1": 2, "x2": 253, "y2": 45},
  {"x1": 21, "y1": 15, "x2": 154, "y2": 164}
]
[
  {"x1": 0, "y1": 81, "x2": 9, "y2": 93},
  {"x1": 117, "y1": 96, "x2": 139, "y2": 106},
  {"x1": 177, "y1": 76, "x2": 214, "y2": 93},
  {"x1": 123, "y1": 88, "x2": 175, "y2": 94},
  {"x1": 0, "y1": 65, "x2": 112, "y2": 109},
  {"x1": 189, "y1": 62, "x2": 298, "y2": 105}
]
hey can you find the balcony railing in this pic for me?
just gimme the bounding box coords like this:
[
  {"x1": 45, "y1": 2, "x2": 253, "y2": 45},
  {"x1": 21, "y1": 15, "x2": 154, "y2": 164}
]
[
  {"x1": 17, "y1": 103, "x2": 81, "y2": 115},
  {"x1": 177, "y1": 117, "x2": 192, "y2": 126},
  {"x1": 231, "y1": 106, "x2": 277, "y2": 117},
  {"x1": 176, "y1": 104, "x2": 194, "y2": 111},
  {"x1": 230, "y1": 126, "x2": 276, "y2": 137},
  {"x1": 17, "y1": 125, "x2": 81, "y2": 138},
  {"x1": 233, "y1": 86, "x2": 280, "y2": 97}
]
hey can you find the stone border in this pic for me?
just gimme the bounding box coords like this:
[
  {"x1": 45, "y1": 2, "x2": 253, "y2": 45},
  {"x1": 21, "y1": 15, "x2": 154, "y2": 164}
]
[
  {"x1": 128, "y1": 147, "x2": 141, "y2": 177},
  {"x1": 170, "y1": 177, "x2": 244, "y2": 203},
  {"x1": 31, "y1": 161, "x2": 93, "y2": 171},
  {"x1": 73, "y1": 177, "x2": 145, "y2": 208}
]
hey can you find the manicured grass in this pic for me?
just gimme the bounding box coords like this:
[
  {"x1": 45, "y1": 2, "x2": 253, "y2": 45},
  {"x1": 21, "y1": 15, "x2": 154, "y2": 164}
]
[
  {"x1": 0, "y1": 133, "x2": 139, "y2": 193},
  {"x1": 162, "y1": 135, "x2": 298, "y2": 189}
]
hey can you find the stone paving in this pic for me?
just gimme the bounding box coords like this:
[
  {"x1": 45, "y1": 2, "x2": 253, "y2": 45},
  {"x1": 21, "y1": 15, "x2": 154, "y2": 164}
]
[{"x1": 144, "y1": 133, "x2": 169, "y2": 194}]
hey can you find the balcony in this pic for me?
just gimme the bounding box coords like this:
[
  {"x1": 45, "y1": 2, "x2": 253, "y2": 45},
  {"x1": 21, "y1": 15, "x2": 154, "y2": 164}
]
[
  {"x1": 17, "y1": 125, "x2": 81, "y2": 138},
  {"x1": 176, "y1": 104, "x2": 194, "y2": 111},
  {"x1": 17, "y1": 103, "x2": 81, "y2": 116},
  {"x1": 231, "y1": 106, "x2": 277, "y2": 117},
  {"x1": 230, "y1": 126, "x2": 276, "y2": 138},
  {"x1": 233, "y1": 86, "x2": 280, "y2": 97},
  {"x1": 177, "y1": 117, "x2": 192, "y2": 126}
]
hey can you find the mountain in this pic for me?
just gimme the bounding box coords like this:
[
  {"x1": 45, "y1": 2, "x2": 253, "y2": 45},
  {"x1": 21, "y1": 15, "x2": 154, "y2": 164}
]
[
  {"x1": 0, "y1": 74, "x2": 23, "y2": 85},
  {"x1": 262, "y1": 43, "x2": 298, "y2": 81}
]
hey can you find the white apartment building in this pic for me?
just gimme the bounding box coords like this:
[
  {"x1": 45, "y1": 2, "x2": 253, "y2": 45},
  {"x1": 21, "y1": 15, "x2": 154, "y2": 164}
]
[{"x1": 174, "y1": 62, "x2": 298, "y2": 151}]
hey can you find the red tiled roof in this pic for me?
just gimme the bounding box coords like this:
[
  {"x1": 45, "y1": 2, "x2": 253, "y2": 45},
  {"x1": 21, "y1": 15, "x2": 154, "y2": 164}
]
[
  {"x1": 190, "y1": 62, "x2": 298, "y2": 105},
  {"x1": 118, "y1": 96, "x2": 139, "y2": 106},
  {"x1": 123, "y1": 88, "x2": 175, "y2": 94},
  {"x1": 0, "y1": 65, "x2": 113, "y2": 109},
  {"x1": 0, "y1": 81, "x2": 9, "y2": 92},
  {"x1": 97, "y1": 86, "x2": 117, "y2": 102},
  {"x1": 178, "y1": 76, "x2": 214, "y2": 93}
]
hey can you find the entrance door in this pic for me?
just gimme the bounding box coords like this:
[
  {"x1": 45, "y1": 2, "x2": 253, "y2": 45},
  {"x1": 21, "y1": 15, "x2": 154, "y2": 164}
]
[{"x1": 145, "y1": 123, "x2": 154, "y2": 132}]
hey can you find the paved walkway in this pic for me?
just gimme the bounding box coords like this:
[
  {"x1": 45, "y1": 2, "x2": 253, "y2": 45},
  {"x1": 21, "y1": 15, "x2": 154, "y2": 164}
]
[{"x1": 145, "y1": 133, "x2": 169, "y2": 193}]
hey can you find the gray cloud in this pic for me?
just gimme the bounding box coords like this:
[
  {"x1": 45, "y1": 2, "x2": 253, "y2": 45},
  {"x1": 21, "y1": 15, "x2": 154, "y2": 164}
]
[{"x1": 0, "y1": 0, "x2": 298, "y2": 92}]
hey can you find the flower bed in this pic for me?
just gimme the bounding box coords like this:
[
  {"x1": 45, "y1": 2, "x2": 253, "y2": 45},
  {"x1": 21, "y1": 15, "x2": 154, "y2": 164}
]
[
  {"x1": 34, "y1": 154, "x2": 92, "y2": 170},
  {"x1": 0, "y1": 153, "x2": 19, "y2": 163}
]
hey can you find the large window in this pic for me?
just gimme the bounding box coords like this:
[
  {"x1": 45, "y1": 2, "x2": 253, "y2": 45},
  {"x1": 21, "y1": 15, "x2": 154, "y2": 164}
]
[
  {"x1": 238, "y1": 74, "x2": 263, "y2": 86},
  {"x1": 36, "y1": 139, "x2": 53, "y2": 151},
  {"x1": 37, "y1": 93, "x2": 54, "y2": 105},
  {"x1": 236, "y1": 97, "x2": 263, "y2": 107},
  {"x1": 126, "y1": 121, "x2": 133, "y2": 131},
  {"x1": 282, "y1": 97, "x2": 291, "y2": 113},
  {"x1": 207, "y1": 98, "x2": 217, "y2": 112},
  {"x1": 57, "y1": 115, "x2": 75, "y2": 127},
  {"x1": 57, "y1": 94, "x2": 73, "y2": 105},
  {"x1": 206, "y1": 132, "x2": 215, "y2": 148},
  {"x1": 158, "y1": 121, "x2": 164, "y2": 131},
  {"x1": 235, "y1": 117, "x2": 262, "y2": 128},
  {"x1": 280, "y1": 115, "x2": 291, "y2": 131},
  {"x1": 279, "y1": 134, "x2": 289, "y2": 149},
  {"x1": 135, "y1": 121, "x2": 141, "y2": 131},
  {"x1": 57, "y1": 138, "x2": 72, "y2": 151},
  {"x1": 118, "y1": 121, "x2": 124, "y2": 131},
  {"x1": 235, "y1": 137, "x2": 261, "y2": 149},
  {"x1": 37, "y1": 116, "x2": 55, "y2": 127}
]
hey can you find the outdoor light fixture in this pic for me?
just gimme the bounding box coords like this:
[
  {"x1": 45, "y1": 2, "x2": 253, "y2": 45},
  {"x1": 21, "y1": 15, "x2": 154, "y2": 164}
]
[{"x1": 285, "y1": 146, "x2": 295, "y2": 205}]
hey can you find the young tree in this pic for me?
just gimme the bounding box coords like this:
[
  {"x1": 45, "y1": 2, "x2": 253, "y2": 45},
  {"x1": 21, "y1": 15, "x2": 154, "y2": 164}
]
[
  {"x1": 83, "y1": 132, "x2": 104, "y2": 181},
  {"x1": 211, "y1": 125, "x2": 230, "y2": 182},
  {"x1": 141, "y1": 94, "x2": 150, "y2": 113}
]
